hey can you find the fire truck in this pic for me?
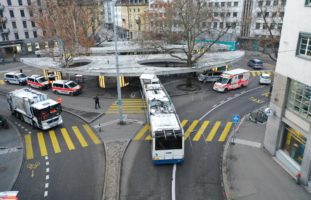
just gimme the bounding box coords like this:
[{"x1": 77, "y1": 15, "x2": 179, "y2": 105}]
[
  {"x1": 7, "y1": 88, "x2": 63, "y2": 130},
  {"x1": 213, "y1": 68, "x2": 250, "y2": 92}
]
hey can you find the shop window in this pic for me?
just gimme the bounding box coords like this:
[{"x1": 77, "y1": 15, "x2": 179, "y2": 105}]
[{"x1": 282, "y1": 126, "x2": 306, "y2": 165}]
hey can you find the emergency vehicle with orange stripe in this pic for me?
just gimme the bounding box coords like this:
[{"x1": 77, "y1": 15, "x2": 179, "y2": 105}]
[
  {"x1": 213, "y1": 68, "x2": 250, "y2": 92},
  {"x1": 52, "y1": 80, "x2": 82, "y2": 96},
  {"x1": 27, "y1": 75, "x2": 50, "y2": 90}
]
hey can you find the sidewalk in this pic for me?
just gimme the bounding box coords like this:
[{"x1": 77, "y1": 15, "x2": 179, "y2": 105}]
[{"x1": 222, "y1": 118, "x2": 311, "y2": 200}]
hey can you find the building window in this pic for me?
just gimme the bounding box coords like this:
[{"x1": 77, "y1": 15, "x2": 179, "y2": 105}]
[
  {"x1": 23, "y1": 21, "x2": 27, "y2": 28},
  {"x1": 227, "y1": 2, "x2": 231, "y2": 6},
  {"x1": 263, "y1": 23, "x2": 267, "y2": 29},
  {"x1": 257, "y1": 12, "x2": 262, "y2": 17},
  {"x1": 231, "y1": 22, "x2": 236, "y2": 28},
  {"x1": 279, "y1": 12, "x2": 284, "y2": 18},
  {"x1": 20, "y1": 10, "x2": 25, "y2": 17},
  {"x1": 226, "y1": 22, "x2": 231, "y2": 28},
  {"x1": 287, "y1": 79, "x2": 311, "y2": 120},
  {"x1": 37, "y1": 0, "x2": 41, "y2": 6},
  {"x1": 18, "y1": 0, "x2": 23, "y2": 6},
  {"x1": 234, "y1": 2, "x2": 238, "y2": 6},
  {"x1": 27, "y1": 0, "x2": 31, "y2": 5},
  {"x1": 31, "y1": 21, "x2": 36, "y2": 27},
  {"x1": 214, "y1": 12, "x2": 218, "y2": 17},
  {"x1": 33, "y1": 31, "x2": 37, "y2": 38},
  {"x1": 273, "y1": 0, "x2": 279, "y2": 5},
  {"x1": 278, "y1": 23, "x2": 282, "y2": 30},
  {"x1": 7, "y1": 0, "x2": 12, "y2": 6},
  {"x1": 29, "y1": 10, "x2": 33, "y2": 17},
  {"x1": 9, "y1": 10, "x2": 14, "y2": 18},
  {"x1": 213, "y1": 22, "x2": 217, "y2": 28},
  {"x1": 220, "y1": 12, "x2": 225, "y2": 17},
  {"x1": 281, "y1": 0, "x2": 286, "y2": 5},
  {"x1": 258, "y1": 1, "x2": 263, "y2": 6},
  {"x1": 226, "y1": 12, "x2": 231, "y2": 17},
  {"x1": 220, "y1": 22, "x2": 223, "y2": 28},
  {"x1": 215, "y1": 2, "x2": 219, "y2": 7},
  {"x1": 296, "y1": 33, "x2": 311, "y2": 59},
  {"x1": 256, "y1": 23, "x2": 261, "y2": 29},
  {"x1": 272, "y1": 12, "x2": 277, "y2": 17},
  {"x1": 221, "y1": 2, "x2": 225, "y2": 7},
  {"x1": 12, "y1": 21, "x2": 17, "y2": 29},
  {"x1": 233, "y1": 12, "x2": 237, "y2": 17},
  {"x1": 209, "y1": 2, "x2": 213, "y2": 7},
  {"x1": 14, "y1": 33, "x2": 19, "y2": 40},
  {"x1": 270, "y1": 23, "x2": 275, "y2": 29},
  {"x1": 282, "y1": 126, "x2": 306, "y2": 165},
  {"x1": 25, "y1": 31, "x2": 29, "y2": 39},
  {"x1": 306, "y1": 0, "x2": 311, "y2": 6},
  {"x1": 266, "y1": 1, "x2": 271, "y2": 6}
]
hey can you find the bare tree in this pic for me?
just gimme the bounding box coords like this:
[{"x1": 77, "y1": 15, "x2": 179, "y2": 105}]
[
  {"x1": 31, "y1": 0, "x2": 102, "y2": 67},
  {"x1": 141, "y1": 0, "x2": 232, "y2": 68},
  {"x1": 256, "y1": 1, "x2": 285, "y2": 61}
]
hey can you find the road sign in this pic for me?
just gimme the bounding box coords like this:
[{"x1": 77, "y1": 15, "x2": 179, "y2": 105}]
[{"x1": 232, "y1": 114, "x2": 240, "y2": 125}]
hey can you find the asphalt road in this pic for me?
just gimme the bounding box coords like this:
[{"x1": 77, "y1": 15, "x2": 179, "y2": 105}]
[{"x1": 7, "y1": 109, "x2": 105, "y2": 200}]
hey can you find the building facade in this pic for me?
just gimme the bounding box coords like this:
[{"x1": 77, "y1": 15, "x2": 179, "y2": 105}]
[
  {"x1": 0, "y1": 0, "x2": 42, "y2": 58},
  {"x1": 264, "y1": 0, "x2": 311, "y2": 187}
]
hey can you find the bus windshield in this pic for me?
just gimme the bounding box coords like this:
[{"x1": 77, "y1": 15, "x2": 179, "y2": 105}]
[
  {"x1": 216, "y1": 77, "x2": 230, "y2": 84},
  {"x1": 33, "y1": 103, "x2": 62, "y2": 121}
]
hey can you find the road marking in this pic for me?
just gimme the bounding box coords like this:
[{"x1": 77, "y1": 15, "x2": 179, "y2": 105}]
[
  {"x1": 0, "y1": 80, "x2": 4, "y2": 85},
  {"x1": 49, "y1": 130, "x2": 61, "y2": 154},
  {"x1": 249, "y1": 96, "x2": 264, "y2": 104},
  {"x1": 145, "y1": 135, "x2": 152, "y2": 141},
  {"x1": 193, "y1": 121, "x2": 209, "y2": 141},
  {"x1": 38, "y1": 132, "x2": 48, "y2": 157},
  {"x1": 218, "y1": 122, "x2": 233, "y2": 142},
  {"x1": 172, "y1": 164, "x2": 176, "y2": 200},
  {"x1": 184, "y1": 120, "x2": 199, "y2": 140},
  {"x1": 206, "y1": 121, "x2": 221, "y2": 142},
  {"x1": 25, "y1": 135, "x2": 34, "y2": 160},
  {"x1": 72, "y1": 126, "x2": 88, "y2": 147},
  {"x1": 83, "y1": 124, "x2": 101, "y2": 144},
  {"x1": 45, "y1": 183, "x2": 49, "y2": 188},
  {"x1": 251, "y1": 71, "x2": 256, "y2": 76},
  {"x1": 181, "y1": 120, "x2": 188, "y2": 127},
  {"x1": 257, "y1": 71, "x2": 261, "y2": 76},
  {"x1": 61, "y1": 128, "x2": 75, "y2": 150},
  {"x1": 134, "y1": 124, "x2": 150, "y2": 141}
]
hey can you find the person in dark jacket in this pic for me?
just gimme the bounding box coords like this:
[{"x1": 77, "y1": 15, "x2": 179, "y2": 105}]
[{"x1": 94, "y1": 96, "x2": 100, "y2": 109}]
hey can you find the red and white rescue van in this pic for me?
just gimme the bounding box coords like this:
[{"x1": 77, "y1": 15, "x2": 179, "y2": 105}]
[
  {"x1": 213, "y1": 68, "x2": 250, "y2": 92},
  {"x1": 27, "y1": 75, "x2": 50, "y2": 90},
  {"x1": 52, "y1": 80, "x2": 81, "y2": 96}
]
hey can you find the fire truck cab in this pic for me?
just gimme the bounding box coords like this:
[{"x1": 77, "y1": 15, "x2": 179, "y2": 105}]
[{"x1": 213, "y1": 68, "x2": 250, "y2": 92}]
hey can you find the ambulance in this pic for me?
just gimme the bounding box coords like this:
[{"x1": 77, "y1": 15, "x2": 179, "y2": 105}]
[
  {"x1": 52, "y1": 80, "x2": 82, "y2": 96},
  {"x1": 213, "y1": 68, "x2": 250, "y2": 92},
  {"x1": 27, "y1": 75, "x2": 50, "y2": 90}
]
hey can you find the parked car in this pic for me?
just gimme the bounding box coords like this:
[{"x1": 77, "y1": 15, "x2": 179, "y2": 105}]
[
  {"x1": 198, "y1": 71, "x2": 223, "y2": 83},
  {"x1": 259, "y1": 73, "x2": 272, "y2": 85},
  {"x1": 52, "y1": 80, "x2": 82, "y2": 96},
  {"x1": 247, "y1": 59, "x2": 263, "y2": 69},
  {"x1": 4, "y1": 72, "x2": 28, "y2": 85},
  {"x1": 27, "y1": 75, "x2": 50, "y2": 90}
]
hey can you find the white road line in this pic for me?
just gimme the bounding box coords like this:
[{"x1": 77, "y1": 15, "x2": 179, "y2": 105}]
[
  {"x1": 25, "y1": 129, "x2": 28, "y2": 132},
  {"x1": 199, "y1": 86, "x2": 263, "y2": 121},
  {"x1": 44, "y1": 191, "x2": 48, "y2": 197},
  {"x1": 46, "y1": 161, "x2": 49, "y2": 166},
  {"x1": 46, "y1": 168, "x2": 50, "y2": 173},
  {"x1": 45, "y1": 183, "x2": 49, "y2": 188},
  {"x1": 171, "y1": 164, "x2": 176, "y2": 200},
  {"x1": 46, "y1": 175, "x2": 49, "y2": 180},
  {"x1": 45, "y1": 156, "x2": 48, "y2": 160},
  {"x1": 234, "y1": 138, "x2": 262, "y2": 148},
  {"x1": 212, "y1": 104, "x2": 217, "y2": 108},
  {"x1": 28, "y1": 132, "x2": 31, "y2": 134}
]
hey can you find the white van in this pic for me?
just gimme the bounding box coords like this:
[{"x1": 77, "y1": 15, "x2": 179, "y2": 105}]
[
  {"x1": 52, "y1": 80, "x2": 81, "y2": 96},
  {"x1": 4, "y1": 72, "x2": 28, "y2": 85},
  {"x1": 213, "y1": 68, "x2": 250, "y2": 92}
]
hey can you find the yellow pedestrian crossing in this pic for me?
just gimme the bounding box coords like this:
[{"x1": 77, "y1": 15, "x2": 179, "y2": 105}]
[
  {"x1": 0, "y1": 80, "x2": 4, "y2": 85},
  {"x1": 24, "y1": 124, "x2": 102, "y2": 160},
  {"x1": 206, "y1": 121, "x2": 221, "y2": 142},
  {"x1": 106, "y1": 98, "x2": 146, "y2": 114},
  {"x1": 250, "y1": 70, "x2": 273, "y2": 77},
  {"x1": 133, "y1": 120, "x2": 234, "y2": 143}
]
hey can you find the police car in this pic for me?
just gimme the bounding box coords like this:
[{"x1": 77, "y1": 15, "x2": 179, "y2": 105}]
[
  {"x1": 4, "y1": 72, "x2": 28, "y2": 85},
  {"x1": 52, "y1": 80, "x2": 81, "y2": 96}
]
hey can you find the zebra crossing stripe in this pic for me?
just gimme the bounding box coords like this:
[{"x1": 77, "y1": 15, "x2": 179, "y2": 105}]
[
  {"x1": 0, "y1": 80, "x2": 4, "y2": 85},
  {"x1": 61, "y1": 128, "x2": 75, "y2": 150},
  {"x1": 49, "y1": 130, "x2": 61, "y2": 154},
  {"x1": 218, "y1": 122, "x2": 233, "y2": 142},
  {"x1": 72, "y1": 126, "x2": 88, "y2": 147},
  {"x1": 38, "y1": 132, "x2": 48, "y2": 157},
  {"x1": 134, "y1": 124, "x2": 150, "y2": 141},
  {"x1": 25, "y1": 135, "x2": 34, "y2": 160},
  {"x1": 145, "y1": 135, "x2": 152, "y2": 141},
  {"x1": 184, "y1": 120, "x2": 199, "y2": 140},
  {"x1": 193, "y1": 121, "x2": 209, "y2": 141},
  {"x1": 251, "y1": 71, "x2": 257, "y2": 76},
  {"x1": 83, "y1": 124, "x2": 101, "y2": 144},
  {"x1": 181, "y1": 120, "x2": 188, "y2": 127},
  {"x1": 206, "y1": 121, "x2": 221, "y2": 142}
]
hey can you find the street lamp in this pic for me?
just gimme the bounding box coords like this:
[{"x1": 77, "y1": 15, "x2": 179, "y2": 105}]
[{"x1": 113, "y1": 0, "x2": 125, "y2": 125}]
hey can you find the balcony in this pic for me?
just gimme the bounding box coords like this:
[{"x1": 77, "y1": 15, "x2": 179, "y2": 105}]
[
  {"x1": 0, "y1": 16, "x2": 7, "y2": 24},
  {"x1": 1, "y1": 28, "x2": 10, "y2": 34}
]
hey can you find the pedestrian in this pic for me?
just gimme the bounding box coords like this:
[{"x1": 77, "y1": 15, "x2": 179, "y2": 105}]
[
  {"x1": 20, "y1": 68, "x2": 23, "y2": 73},
  {"x1": 94, "y1": 95, "x2": 100, "y2": 109}
]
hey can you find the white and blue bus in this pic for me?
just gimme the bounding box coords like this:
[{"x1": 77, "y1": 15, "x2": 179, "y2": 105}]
[{"x1": 140, "y1": 74, "x2": 184, "y2": 164}]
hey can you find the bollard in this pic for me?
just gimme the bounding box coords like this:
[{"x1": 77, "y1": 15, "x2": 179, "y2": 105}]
[{"x1": 296, "y1": 172, "x2": 301, "y2": 185}]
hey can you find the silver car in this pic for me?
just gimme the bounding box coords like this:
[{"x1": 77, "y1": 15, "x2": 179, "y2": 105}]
[{"x1": 248, "y1": 59, "x2": 263, "y2": 69}]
